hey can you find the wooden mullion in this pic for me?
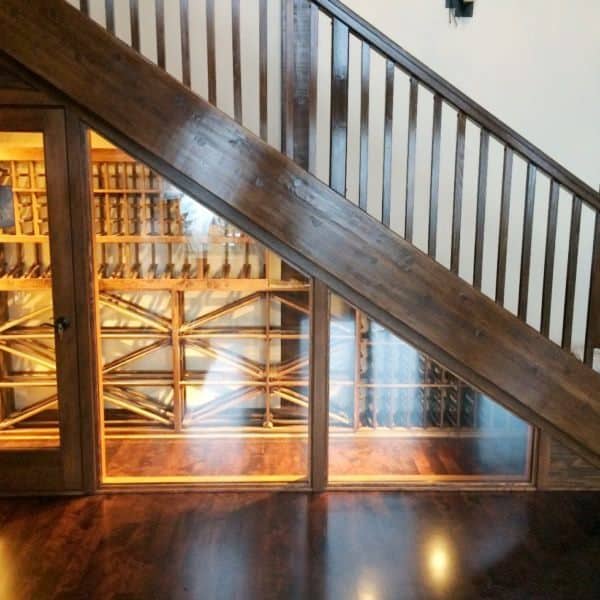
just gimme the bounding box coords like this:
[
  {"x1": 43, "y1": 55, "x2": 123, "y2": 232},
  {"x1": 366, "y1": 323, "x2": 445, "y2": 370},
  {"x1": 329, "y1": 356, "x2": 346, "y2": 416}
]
[
  {"x1": 130, "y1": 0, "x2": 140, "y2": 52},
  {"x1": 540, "y1": 180, "x2": 559, "y2": 337},
  {"x1": 171, "y1": 290, "x2": 183, "y2": 432},
  {"x1": 451, "y1": 112, "x2": 466, "y2": 274},
  {"x1": 381, "y1": 60, "x2": 394, "y2": 227},
  {"x1": 405, "y1": 78, "x2": 418, "y2": 242},
  {"x1": 495, "y1": 146, "x2": 513, "y2": 305},
  {"x1": 180, "y1": 0, "x2": 191, "y2": 87},
  {"x1": 518, "y1": 164, "x2": 536, "y2": 321},
  {"x1": 310, "y1": 279, "x2": 329, "y2": 491},
  {"x1": 584, "y1": 210, "x2": 600, "y2": 366},
  {"x1": 428, "y1": 94, "x2": 442, "y2": 257},
  {"x1": 231, "y1": 0, "x2": 242, "y2": 123},
  {"x1": 473, "y1": 129, "x2": 489, "y2": 289},
  {"x1": 358, "y1": 42, "x2": 369, "y2": 211},
  {"x1": 329, "y1": 18, "x2": 349, "y2": 195},
  {"x1": 259, "y1": 0, "x2": 269, "y2": 142},
  {"x1": 562, "y1": 195, "x2": 582, "y2": 350}
]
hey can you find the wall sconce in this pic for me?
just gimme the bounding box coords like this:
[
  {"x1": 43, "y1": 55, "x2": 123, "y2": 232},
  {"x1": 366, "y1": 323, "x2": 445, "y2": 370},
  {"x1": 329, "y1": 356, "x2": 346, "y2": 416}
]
[{"x1": 446, "y1": 0, "x2": 474, "y2": 20}]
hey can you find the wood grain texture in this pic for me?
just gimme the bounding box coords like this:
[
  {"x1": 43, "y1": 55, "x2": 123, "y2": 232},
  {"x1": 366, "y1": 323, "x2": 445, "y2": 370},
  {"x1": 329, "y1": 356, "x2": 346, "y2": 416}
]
[
  {"x1": 538, "y1": 432, "x2": 600, "y2": 490},
  {"x1": 2, "y1": 0, "x2": 598, "y2": 464},
  {"x1": 0, "y1": 492, "x2": 598, "y2": 597}
]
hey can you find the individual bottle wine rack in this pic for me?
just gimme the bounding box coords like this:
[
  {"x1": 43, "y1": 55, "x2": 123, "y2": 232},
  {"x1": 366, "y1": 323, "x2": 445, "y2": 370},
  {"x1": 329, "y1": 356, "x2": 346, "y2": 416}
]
[{"x1": 329, "y1": 302, "x2": 524, "y2": 434}]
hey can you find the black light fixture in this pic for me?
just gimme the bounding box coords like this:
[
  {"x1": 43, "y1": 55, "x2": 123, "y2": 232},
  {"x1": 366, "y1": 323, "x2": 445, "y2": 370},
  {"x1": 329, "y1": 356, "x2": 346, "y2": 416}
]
[{"x1": 446, "y1": 0, "x2": 474, "y2": 20}]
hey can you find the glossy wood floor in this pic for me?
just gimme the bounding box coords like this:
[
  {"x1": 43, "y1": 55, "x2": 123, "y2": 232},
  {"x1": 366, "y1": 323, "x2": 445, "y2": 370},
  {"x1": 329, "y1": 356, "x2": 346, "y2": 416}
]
[
  {"x1": 0, "y1": 492, "x2": 598, "y2": 599},
  {"x1": 103, "y1": 434, "x2": 528, "y2": 479}
]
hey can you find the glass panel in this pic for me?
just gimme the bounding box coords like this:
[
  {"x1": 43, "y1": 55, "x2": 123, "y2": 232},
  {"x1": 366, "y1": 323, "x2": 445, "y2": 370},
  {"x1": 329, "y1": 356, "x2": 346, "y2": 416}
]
[
  {"x1": 0, "y1": 133, "x2": 59, "y2": 449},
  {"x1": 329, "y1": 294, "x2": 532, "y2": 483},
  {"x1": 90, "y1": 132, "x2": 311, "y2": 484}
]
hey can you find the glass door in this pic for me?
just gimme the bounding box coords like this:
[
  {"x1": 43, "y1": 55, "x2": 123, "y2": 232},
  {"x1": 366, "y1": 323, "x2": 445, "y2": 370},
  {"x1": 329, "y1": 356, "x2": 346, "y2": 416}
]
[{"x1": 0, "y1": 109, "x2": 83, "y2": 493}]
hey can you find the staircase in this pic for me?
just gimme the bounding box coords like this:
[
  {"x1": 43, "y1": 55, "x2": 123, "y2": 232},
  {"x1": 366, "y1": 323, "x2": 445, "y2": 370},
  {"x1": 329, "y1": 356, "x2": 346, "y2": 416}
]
[{"x1": 0, "y1": 0, "x2": 598, "y2": 471}]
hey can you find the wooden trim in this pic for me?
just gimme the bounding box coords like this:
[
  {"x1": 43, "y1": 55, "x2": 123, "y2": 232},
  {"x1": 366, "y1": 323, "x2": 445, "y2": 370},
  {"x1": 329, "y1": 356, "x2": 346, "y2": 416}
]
[
  {"x1": 310, "y1": 279, "x2": 329, "y2": 491},
  {"x1": 3, "y1": 1, "x2": 598, "y2": 465},
  {"x1": 310, "y1": 0, "x2": 599, "y2": 210}
]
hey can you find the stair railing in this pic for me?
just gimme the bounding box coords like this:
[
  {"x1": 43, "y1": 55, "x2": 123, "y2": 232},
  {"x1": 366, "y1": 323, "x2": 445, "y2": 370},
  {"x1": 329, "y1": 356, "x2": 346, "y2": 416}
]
[{"x1": 76, "y1": 0, "x2": 600, "y2": 368}]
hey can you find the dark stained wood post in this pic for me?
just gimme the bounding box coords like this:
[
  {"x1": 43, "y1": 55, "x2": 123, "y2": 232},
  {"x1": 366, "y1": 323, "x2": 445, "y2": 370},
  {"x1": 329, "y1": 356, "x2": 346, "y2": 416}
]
[{"x1": 281, "y1": 0, "x2": 329, "y2": 489}]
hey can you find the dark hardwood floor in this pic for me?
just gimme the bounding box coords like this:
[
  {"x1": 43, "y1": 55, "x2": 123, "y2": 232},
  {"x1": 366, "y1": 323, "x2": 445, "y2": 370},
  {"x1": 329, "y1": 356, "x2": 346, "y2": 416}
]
[{"x1": 0, "y1": 492, "x2": 598, "y2": 599}]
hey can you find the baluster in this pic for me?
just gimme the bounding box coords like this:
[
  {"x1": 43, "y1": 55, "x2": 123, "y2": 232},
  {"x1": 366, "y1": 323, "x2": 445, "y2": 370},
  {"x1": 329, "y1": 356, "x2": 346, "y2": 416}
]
[
  {"x1": 450, "y1": 112, "x2": 466, "y2": 274},
  {"x1": 130, "y1": 0, "x2": 140, "y2": 51},
  {"x1": 232, "y1": 0, "x2": 242, "y2": 122},
  {"x1": 518, "y1": 164, "x2": 536, "y2": 321},
  {"x1": 281, "y1": 0, "x2": 295, "y2": 158},
  {"x1": 330, "y1": 18, "x2": 349, "y2": 195},
  {"x1": 405, "y1": 78, "x2": 418, "y2": 242},
  {"x1": 473, "y1": 129, "x2": 489, "y2": 289},
  {"x1": 308, "y1": 3, "x2": 319, "y2": 173},
  {"x1": 495, "y1": 147, "x2": 513, "y2": 304},
  {"x1": 155, "y1": 0, "x2": 166, "y2": 69},
  {"x1": 540, "y1": 180, "x2": 559, "y2": 337},
  {"x1": 562, "y1": 195, "x2": 582, "y2": 351},
  {"x1": 259, "y1": 0, "x2": 269, "y2": 142},
  {"x1": 206, "y1": 0, "x2": 217, "y2": 105},
  {"x1": 105, "y1": 0, "x2": 115, "y2": 34},
  {"x1": 584, "y1": 210, "x2": 600, "y2": 366},
  {"x1": 180, "y1": 0, "x2": 191, "y2": 87},
  {"x1": 381, "y1": 60, "x2": 394, "y2": 227},
  {"x1": 358, "y1": 43, "x2": 370, "y2": 211},
  {"x1": 428, "y1": 95, "x2": 442, "y2": 257},
  {"x1": 80, "y1": 0, "x2": 89, "y2": 16}
]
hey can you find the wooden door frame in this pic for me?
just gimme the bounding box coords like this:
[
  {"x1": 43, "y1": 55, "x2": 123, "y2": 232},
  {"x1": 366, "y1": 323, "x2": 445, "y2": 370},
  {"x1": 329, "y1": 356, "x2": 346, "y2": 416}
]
[{"x1": 0, "y1": 107, "x2": 84, "y2": 494}]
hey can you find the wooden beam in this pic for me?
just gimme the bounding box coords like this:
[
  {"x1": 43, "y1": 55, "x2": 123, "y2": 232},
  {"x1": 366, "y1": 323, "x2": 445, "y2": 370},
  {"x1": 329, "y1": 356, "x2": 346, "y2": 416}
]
[{"x1": 2, "y1": 0, "x2": 598, "y2": 463}]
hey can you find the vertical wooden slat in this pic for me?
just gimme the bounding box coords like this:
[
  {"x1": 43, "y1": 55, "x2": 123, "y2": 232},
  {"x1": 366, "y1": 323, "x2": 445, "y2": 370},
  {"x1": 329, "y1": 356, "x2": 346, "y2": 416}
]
[
  {"x1": 329, "y1": 18, "x2": 349, "y2": 195},
  {"x1": 451, "y1": 112, "x2": 466, "y2": 274},
  {"x1": 105, "y1": 0, "x2": 115, "y2": 34},
  {"x1": 381, "y1": 60, "x2": 394, "y2": 227},
  {"x1": 584, "y1": 210, "x2": 600, "y2": 366},
  {"x1": 80, "y1": 0, "x2": 89, "y2": 16},
  {"x1": 358, "y1": 42, "x2": 370, "y2": 212},
  {"x1": 495, "y1": 146, "x2": 513, "y2": 305},
  {"x1": 473, "y1": 129, "x2": 489, "y2": 289},
  {"x1": 180, "y1": 0, "x2": 191, "y2": 87},
  {"x1": 308, "y1": 3, "x2": 319, "y2": 173},
  {"x1": 540, "y1": 180, "x2": 559, "y2": 337},
  {"x1": 404, "y1": 78, "x2": 418, "y2": 242},
  {"x1": 281, "y1": 0, "x2": 295, "y2": 157},
  {"x1": 231, "y1": 0, "x2": 242, "y2": 122},
  {"x1": 428, "y1": 94, "x2": 442, "y2": 257},
  {"x1": 518, "y1": 164, "x2": 536, "y2": 321},
  {"x1": 310, "y1": 279, "x2": 330, "y2": 491},
  {"x1": 206, "y1": 0, "x2": 217, "y2": 105},
  {"x1": 562, "y1": 195, "x2": 582, "y2": 350},
  {"x1": 259, "y1": 0, "x2": 269, "y2": 142},
  {"x1": 155, "y1": 0, "x2": 166, "y2": 70},
  {"x1": 130, "y1": 0, "x2": 140, "y2": 52}
]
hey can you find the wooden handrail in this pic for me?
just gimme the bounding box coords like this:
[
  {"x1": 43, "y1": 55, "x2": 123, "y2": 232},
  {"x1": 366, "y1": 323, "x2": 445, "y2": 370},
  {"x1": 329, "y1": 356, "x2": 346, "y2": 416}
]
[{"x1": 311, "y1": 0, "x2": 600, "y2": 211}]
